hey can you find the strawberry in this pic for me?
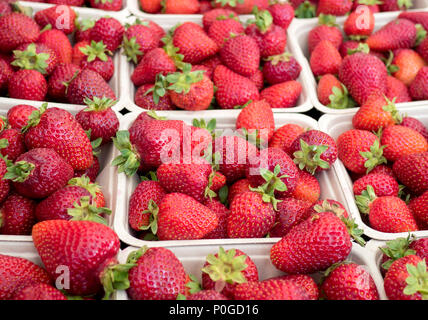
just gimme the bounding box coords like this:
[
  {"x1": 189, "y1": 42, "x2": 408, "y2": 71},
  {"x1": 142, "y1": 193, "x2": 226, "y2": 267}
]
[
  {"x1": 248, "y1": 68, "x2": 264, "y2": 90},
  {"x1": 0, "y1": 128, "x2": 26, "y2": 162},
  {"x1": 203, "y1": 199, "x2": 229, "y2": 239},
  {"x1": 74, "y1": 19, "x2": 95, "y2": 43},
  {"x1": 187, "y1": 290, "x2": 228, "y2": 300},
  {"x1": 0, "y1": 254, "x2": 51, "y2": 300},
  {"x1": 8, "y1": 69, "x2": 47, "y2": 101},
  {"x1": 236, "y1": 99, "x2": 274, "y2": 141},
  {"x1": 321, "y1": 262, "x2": 380, "y2": 300},
  {"x1": 409, "y1": 66, "x2": 428, "y2": 101},
  {"x1": 73, "y1": 155, "x2": 100, "y2": 183},
  {"x1": 270, "y1": 212, "x2": 358, "y2": 274},
  {"x1": 260, "y1": 80, "x2": 302, "y2": 109},
  {"x1": 381, "y1": 125, "x2": 428, "y2": 162},
  {"x1": 163, "y1": 0, "x2": 200, "y2": 13},
  {"x1": 268, "y1": 2, "x2": 294, "y2": 30},
  {"x1": 308, "y1": 14, "x2": 343, "y2": 53},
  {"x1": 410, "y1": 238, "x2": 428, "y2": 260},
  {"x1": 343, "y1": 8, "x2": 375, "y2": 40},
  {"x1": 173, "y1": 22, "x2": 219, "y2": 64},
  {"x1": 273, "y1": 274, "x2": 319, "y2": 300},
  {"x1": 32, "y1": 219, "x2": 131, "y2": 298},
  {"x1": 317, "y1": 74, "x2": 353, "y2": 109},
  {"x1": 11, "y1": 42, "x2": 59, "y2": 76},
  {"x1": 380, "y1": 0, "x2": 412, "y2": 11},
  {"x1": 416, "y1": 36, "x2": 428, "y2": 63},
  {"x1": 88, "y1": 0, "x2": 123, "y2": 11},
  {"x1": 0, "y1": 13, "x2": 40, "y2": 53},
  {"x1": 263, "y1": 52, "x2": 301, "y2": 85},
  {"x1": 366, "y1": 19, "x2": 417, "y2": 52},
  {"x1": 337, "y1": 129, "x2": 386, "y2": 174},
  {"x1": 72, "y1": 40, "x2": 90, "y2": 66},
  {"x1": 122, "y1": 21, "x2": 160, "y2": 65},
  {"x1": 139, "y1": 0, "x2": 162, "y2": 13},
  {"x1": 393, "y1": 152, "x2": 428, "y2": 196},
  {"x1": 201, "y1": 247, "x2": 258, "y2": 298},
  {"x1": 208, "y1": 17, "x2": 244, "y2": 48},
  {"x1": 4, "y1": 148, "x2": 74, "y2": 199},
  {"x1": 156, "y1": 193, "x2": 219, "y2": 240},
  {"x1": 37, "y1": 29, "x2": 72, "y2": 64},
  {"x1": 409, "y1": 191, "x2": 428, "y2": 227},
  {"x1": 46, "y1": 0, "x2": 84, "y2": 5},
  {"x1": 228, "y1": 178, "x2": 251, "y2": 204},
  {"x1": 134, "y1": 84, "x2": 175, "y2": 111},
  {"x1": 398, "y1": 12, "x2": 428, "y2": 31},
  {"x1": 268, "y1": 124, "x2": 304, "y2": 155},
  {"x1": 353, "y1": 173, "x2": 399, "y2": 197},
  {"x1": 0, "y1": 1, "x2": 11, "y2": 16},
  {"x1": 47, "y1": 63, "x2": 81, "y2": 102},
  {"x1": 89, "y1": 17, "x2": 124, "y2": 53},
  {"x1": 79, "y1": 41, "x2": 114, "y2": 82},
  {"x1": 307, "y1": 199, "x2": 349, "y2": 218},
  {"x1": 7, "y1": 104, "x2": 37, "y2": 131},
  {"x1": 385, "y1": 75, "x2": 412, "y2": 103},
  {"x1": 384, "y1": 255, "x2": 427, "y2": 300},
  {"x1": 379, "y1": 235, "x2": 419, "y2": 274},
  {"x1": 66, "y1": 69, "x2": 116, "y2": 104},
  {"x1": 310, "y1": 40, "x2": 342, "y2": 77},
  {"x1": 391, "y1": 49, "x2": 426, "y2": 86},
  {"x1": 289, "y1": 130, "x2": 338, "y2": 175},
  {"x1": 269, "y1": 197, "x2": 312, "y2": 237},
  {"x1": 0, "y1": 193, "x2": 35, "y2": 235},
  {"x1": 401, "y1": 117, "x2": 428, "y2": 141},
  {"x1": 75, "y1": 97, "x2": 119, "y2": 145},
  {"x1": 220, "y1": 34, "x2": 259, "y2": 77},
  {"x1": 339, "y1": 40, "x2": 361, "y2": 58},
  {"x1": 292, "y1": 170, "x2": 321, "y2": 204},
  {"x1": 34, "y1": 5, "x2": 76, "y2": 35},
  {"x1": 13, "y1": 283, "x2": 67, "y2": 300},
  {"x1": 0, "y1": 58, "x2": 12, "y2": 92},
  {"x1": 338, "y1": 52, "x2": 388, "y2": 105},
  {"x1": 212, "y1": 0, "x2": 255, "y2": 14},
  {"x1": 316, "y1": 0, "x2": 352, "y2": 16},
  {"x1": 127, "y1": 246, "x2": 187, "y2": 300},
  {"x1": 202, "y1": 8, "x2": 238, "y2": 31}
]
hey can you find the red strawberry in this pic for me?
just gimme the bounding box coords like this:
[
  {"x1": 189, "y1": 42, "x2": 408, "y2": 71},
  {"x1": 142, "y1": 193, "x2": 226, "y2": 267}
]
[
  {"x1": 310, "y1": 40, "x2": 342, "y2": 76},
  {"x1": 46, "y1": 0, "x2": 84, "y2": 5},
  {"x1": 401, "y1": 117, "x2": 428, "y2": 141},
  {"x1": 353, "y1": 173, "x2": 399, "y2": 197},
  {"x1": 268, "y1": 2, "x2": 295, "y2": 30},
  {"x1": 156, "y1": 193, "x2": 219, "y2": 240},
  {"x1": 410, "y1": 238, "x2": 428, "y2": 260},
  {"x1": 127, "y1": 246, "x2": 187, "y2": 300},
  {"x1": 13, "y1": 283, "x2": 67, "y2": 300},
  {"x1": 409, "y1": 66, "x2": 428, "y2": 101},
  {"x1": 74, "y1": 19, "x2": 95, "y2": 43},
  {"x1": 89, "y1": 17, "x2": 124, "y2": 52},
  {"x1": 269, "y1": 123, "x2": 305, "y2": 154},
  {"x1": 48, "y1": 63, "x2": 81, "y2": 101},
  {"x1": 203, "y1": 199, "x2": 229, "y2": 239},
  {"x1": 212, "y1": 0, "x2": 255, "y2": 14},
  {"x1": 0, "y1": 193, "x2": 35, "y2": 235},
  {"x1": 263, "y1": 52, "x2": 301, "y2": 85},
  {"x1": 409, "y1": 191, "x2": 428, "y2": 227},
  {"x1": 79, "y1": 41, "x2": 114, "y2": 82},
  {"x1": 123, "y1": 21, "x2": 159, "y2": 64},
  {"x1": 317, "y1": 74, "x2": 353, "y2": 109},
  {"x1": 316, "y1": 0, "x2": 353, "y2": 16},
  {"x1": 248, "y1": 68, "x2": 264, "y2": 90},
  {"x1": 391, "y1": 49, "x2": 426, "y2": 86},
  {"x1": 380, "y1": 0, "x2": 412, "y2": 11},
  {"x1": 8, "y1": 69, "x2": 47, "y2": 101},
  {"x1": 202, "y1": 8, "x2": 238, "y2": 31},
  {"x1": 273, "y1": 274, "x2": 319, "y2": 300},
  {"x1": 37, "y1": 29, "x2": 72, "y2": 64},
  {"x1": 292, "y1": 170, "x2": 321, "y2": 204},
  {"x1": 201, "y1": 247, "x2": 258, "y2": 298},
  {"x1": 393, "y1": 152, "x2": 428, "y2": 196},
  {"x1": 307, "y1": 199, "x2": 349, "y2": 218},
  {"x1": 208, "y1": 17, "x2": 244, "y2": 48},
  {"x1": 134, "y1": 84, "x2": 175, "y2": 111},
  {"x1": 343, "y1": 8, "x2": 375, "y2": 40},
  {"x1": 416, "y1": 36, "x2": 428, "y2": 63},
  {"x1": 398, "y1": 11, "x2": 428, "y2": 32},
  {"x1": 0, "y1": 1, "x2": 11, "y2": 16},
  {"x1": 0, "y1": 254, "x2": 51, "y2": 300},
  {"x1": 0, "y1": 128, "x2": 26, "y2": 162},
  {"x1": 228, "y1": 178, "x2": 251, "y2": 204},
  {"x1": 386, "y1": 75, "x2": 412, "y2": 103},
  {"x1": 308, "y1": 14, "x2": 343, "y2": 53},
  {"x1": 7, "y1": 104, "x2": 37, "y2": 130},
  {"x1": 0, "y1": 13, "x2": 40, "y2": 53},
  {"x1": 34, "y1": 5, "x2": 76, "y2": 35},
  {"x1": 88, "y1": 0, "x2": 123, "y2": 11},
  {"x1": 139, "y1": 0, "x2": 162, "y2": 13},
  {"x1": 260, "y1": 81, "x2": 302, "y2": 109},
  {"x1": 0, "y1": 58, "x2": 12, "y2": 92},
  {"x1": 12, "y1": 43, "x2": 59, "y2": 76},
  {"x1": 236, "y1": 99, "x2": 274, "y2": 141},
  {"x1": 72, "y1": 40, "x2": 90, "y2": 66},
  {"x1": 339, "y1": 40, "x2": 361, "y2": 58},
  {"x1": 321, "y1": 262, "x2": 380, "y2": 300},
  {"x1": 366, "y1": 19, "x2": 417, "y2": 52},
  {"x1": 187, "y1": 290, "x2": 228, "y2": 300},
  {"x1": 73, "y1": 155, "x2": 100, "y2": 183},
  {"x1": 163, "y1": 0, "x2": 200, "y2": 13},
  {"x1": 379, "y1": 235, "x2": 418, "y2": 275}
]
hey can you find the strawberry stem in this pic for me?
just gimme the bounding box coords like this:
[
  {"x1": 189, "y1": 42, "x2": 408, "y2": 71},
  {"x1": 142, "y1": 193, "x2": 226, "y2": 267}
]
[
  {"x1": 67, "y1": 196, "x2": 111, "y2": 225},
  {"x1": 111, "y1": 130, "x2": 141, "y2": 177}
]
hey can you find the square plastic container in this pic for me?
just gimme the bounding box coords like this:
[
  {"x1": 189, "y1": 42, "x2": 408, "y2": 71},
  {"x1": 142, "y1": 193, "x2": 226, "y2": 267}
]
[
  {"x1": 0, "y1": 2, "x2": 128, "y2": 113},
  {"x1": 113, "y1": 110, "x2": 351, "y2": 248},
  {"x1": 319, "y1": 105, "x2": 428, "y2": 241},
  {"x1": 287, "y1": 9, "x2": 428, "y2": 114},
  {"x1": 121, "y1": 16, "x2": 313, "y2": 115},
  {"x1": 0, "y1": 103, "x2": 122, "y2": 242},
  {"x1": 115, "y1": 242, "x2": 386, "y2": 300}
]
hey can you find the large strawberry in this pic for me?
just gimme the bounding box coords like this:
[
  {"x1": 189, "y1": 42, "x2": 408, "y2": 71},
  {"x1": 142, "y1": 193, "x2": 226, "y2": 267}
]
[
  {"x1": 236, "y1": 99, "x2": 275, "y2": 141},
  {"x1": 0, "y1": 12, "x2": 40, "y2": 53},
  {"x1": 366, "y1": 19, "x2": 417, "y2": 52},
  {"x1": 393, "y1": 152, "x2": 428, "y2": 196}
]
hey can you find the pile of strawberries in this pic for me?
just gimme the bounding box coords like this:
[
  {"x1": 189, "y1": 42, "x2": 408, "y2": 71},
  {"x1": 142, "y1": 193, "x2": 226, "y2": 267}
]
[
  {"x1": 335, "y1": 106, "x2": 428, "y2": 233},
  {"x1": 0, "y1": 101, "x2": 119, "y2": 235},
  {"x1": 0, "y1": 4, "x2": 121, "y2": 105},
  {"x1": 0, "y1": 0, "x2": 123, "y2": 12},
  {"x1": 128, "y1": 5, "x2": 304, "y2": 111},
  {"x1": 309, "y1": 11, "x2": 428, "y2": 109}
]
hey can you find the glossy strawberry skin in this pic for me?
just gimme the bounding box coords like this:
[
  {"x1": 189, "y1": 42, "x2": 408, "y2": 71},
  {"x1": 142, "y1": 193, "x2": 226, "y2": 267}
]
[
  {"x1": 134, "y1": 84, "x2": 175, "y2": 111},
  {"x1": 308, "y1": 24, "x2": 343, "y2": 54},
  {"x1": 37, "y1": 29, "x2": 73, "y2": 64},
  {"x1": 13, "y1": 283, "x2": 67, "y2": 300},
  {"x1": 75, "y1": 108, "x2": 119, "y2": 145},
  {"x1": 316, "y1": 0, "x2": 353, "y2": 16},
  {"x1": 89, "y1": 0, "x2": 123, "y2": 11},
  {"x1": 0, "y1": 193, "x2": 36, "y2": 235},
  {"x1": 236, "y1": 99, "x2": 275, "y2": 141},
  {"x1": 202, "y1": 8, "x2": 238, "y2": 31},
  {"x1": 401, "y1": 117, "x2": 428, "y2": 141},
  {"x1": 386, "y1": 76, "x2": 411, "y2": 103},
  {"x1": 48, "y1": 63, "x2": 81, "y2": 102},
  {"x1": 409, "y1": 191, "x2": 428, "y2": 227},
  {"x1": 208, "y1": 18, "x2": 245, "y2": 49},
  {"x1": 263, "y1": 55, "x2": 301, "y2": 85},
  {"x1": 169, "y1": 75, "x2": 214, "y2": 111},
  {"x1": 0, "y1": 13, "x2": 40, "y2": 53},
  {"x1": 73, "y1": 156, "x2": 100, "y2": 183},
  {"x1": 353, "y1": 173, "x2": 399, "y2": 197},
  {"x1": 260, "y1": 81, "x2": 302, "y2": 109},
  {"x1": 366, "y1": 19, "x2": 417, "y2": 52},
  {"x1": 409, "y1": 67, "x2": 428, "y2": 101},
  {"x1": 393, "y1": 152, "x2": 428, "y2": 196},
  {"x1": 34, "y1": 5, "x2": 76, "y2": 35},
  {"x1": 80, "y1": 55, "x2": 114, "y2": 82},
  {"x1": 227, "y1": 178, "x2": 251, "y2": 204},
  {"x1": 310, "y1": 40, "x2": 342, "y2": 77},
  {"x1": 245, "y1": 23, "x2": 287, "y2": 58},
  {"x1": 292, "y1": 170, "x2": 320, "y2": 204},
  {"x1": 268, "y1": 3, "x2": 294, "y2": 30},
  {"x1": 8, "y1": 70, "x2": 47, "y2": 101},
  {"x1": 7, "y1": 105, "x2": 37, "y2": 131},
  {"x1": 89, "y1": 17, "x2": 124, "y2": 52},
  {"x1": 0, "y1": 128, "x2": 26, "y2": 162},
  {"x1": 203, "y1": 199, "x2": 229, "y2": 239},
  {"x1": 269, "y1": 124, "x2": 304, "y2": 155}
]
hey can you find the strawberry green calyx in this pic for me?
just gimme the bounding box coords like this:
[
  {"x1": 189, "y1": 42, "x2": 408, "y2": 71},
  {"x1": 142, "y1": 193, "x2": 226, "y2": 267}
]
[
  {"x1": 404, "y1": 260, "x2": 428, "y2": 299},
  {"x1": 166, "y1": 63, "x2": 205, "y2": 95},
  {"x1": 216, "y1": 13, "x2": 239, "y2": 21},
  {"x1": 313, "y1": 200, "x2": 346, "y2": 217},
  {"x1": 327, "y1": 84, "x2": 354, "y2": 109},
  {"x1": 11, "y1": 43, "x2": 49, "y2": 75},
  {"x1": 3, "y1": 161, "x2": 35, "y2": 182},
  {"x1": 355, "y1": 185, "x2": 377, "y2": 214},
  {"x1": 205, "y1": 172, "x2": 219, "y2": 200},
  {"x1": 94, "y1": 0, "x2": 114, "y2": 4},
  {"x1": 214, "y1": 0, "x2": 245, "y2": 7},
  {"x1": 140, "y1": 171, "x2": 158, "y2": 181},
  {"x1": 83, "y1": 96, "x2": 116, "y2": 112},
  {"x1": 192, "y1": 118, "x2": 217, "y2": 133},
  {"x1": 382, "y1": 96, "x2": 402, "y2": 124},
  {"x1": 162, "y1": 34, "x2": 186, "y2": 70},
  {"x1": 76, "y1": 18, "x2": 95, "y2": 32},
  {"x1": 264, "y1": 52, "x2": 293, "y2": 65},
  {"x1": 295, "y1": 1, "x2": 316, "y2": 18},
  {"x1": 100, "y1": 261, "x2": 136, "y2": 300},
  {"x1": 68, "y1": 175, "x2": 102, "y2": 199},
  {"x1": 85, "y1": 129, "x2": 102, "y2": 156},
  {"x1": 201, "y1": 247, "x2": 248, "y2": 292},
  {"x1": 127, "y1": 246, "x2": 149, "y2": 264},
  {"x1": 252, "y1": 7, "x2": 273, "y2": 33},
  {"x1": 147, "y1": 110, "x2": 168, "y2": 120},
  {"x1": 0, "y1": 138, "x2": 9, "y2": 150},
  {"x1": 384, "y1": 51, "x2": 399, "y2": 75},
  {"x1": 67, "y1": 196, "x2": 111, "y2": 225},
  {"x1": 356, "y1": 0, "x2": 383, "y2": 5},
  {"x1": 111, "y1": 130, "x2": 140, "y2": 177},
  {"x1": 293, "y1": 139, "x2": 330, "y2": 175},
  {"x1": 145, "y1": 74, "x2": 169, "y2": 105},
  {"x1": 340, "y1": 216, "x2": 366, "y2": 247},
  {"x1": 80, "y1": 40, "x2": 111, "y2": 63},
  {"x1": 186, "y1": 274, "x2": 202, "y2": 295},
  {"x1": 397, "y1": 0, "x2": 413, "y2": 9},
  {"x1": 380, "y1": 234, "x2": 416, "y2": 271},
  {"x1": 122, "y1": 35, "x2": 142, "y2": 64},
  {"x1": 360, "y1": 139, "x2": 387, "y2": 174},
  {"x1": 347, "y1": 43, "x2": 370, "y2": 55},
  {"x1": 10, "y1": 2, "x2": 33, "y2": 16},
  {"x1": 21, "y1": 103, "x2": 48, "y2": 134},
  {"x1": 139, "y1": 199, "x2": 159, "y2": 235},
  {"x1": 415, "y1": 24, "x2": 427, "y2": 47},
  {"x1": 317, "y1": 13, "x2": 337, "y2": 27},
  {"x1": 322, "y1": 261, "x2": 354, "y2": 280}
]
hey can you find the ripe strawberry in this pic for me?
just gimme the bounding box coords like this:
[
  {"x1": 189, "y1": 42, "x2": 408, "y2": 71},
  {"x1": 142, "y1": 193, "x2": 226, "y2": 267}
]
[
  {"x1": 7, "y1": 104, "x2": 37, "y2": 130},
  {"x1": 203, "y1": 199, "x2": 229, "y2": 239},
  {"x1": 163, "y1": 0, "x2": 200, "y2": 13},
  {"x1": 398, "y1": 11, "x2": 428, "y2": 31},
  {"x1": 123, "y1": 21, "x2": 160, "y2": 65},
  {"x1": 79, "y1": 41, "x2": 114, "y2": 82},
  {"x1": 260, "y1": 80, "x2": 302, "y2": 109},
  {"x1": 272, "y1": 274, "x2": 319, "y2": 300},
  {"x1": 339, "y1": 40, "x2": 361, "y2": 58},
  {"x1": 0, "y1": 128, "x2": 26, "y2": 162},
  {"x1": 220, "y1": 34, "x2": 259, "y2": 77},
  {"x1": 409, "y1": 191, "x2": 428, "y2": 227},
  {"x1": 269, "y1": 124, "x2": 305, "y2": 155},
  {"x1": 212, "y1": 0, "x2": 255, "y2": 14},
  {"x1": 263, "y1": 52, "x2": 301, "y2": 85},
  {"x1": 0, "y1": 58, "x2": 12, "y2": 92},
  {"x1": 34, "y1": 5, "x2": 76, "y2": 35},
  {"x1": 0, "y1": 193, "x2": 36, "y2": 235},
  {"x1": 248, "y1": 68, "x2": 264, "y2": 90},
  {"x1": 139, "y1": 0, "x2": 162, "y2": 13},
  {"x1": 393, "y1": 152, "x2": 428, "y2": 196},
  {"x1": 338, "y1": 52, "x2": 388, "y2": 105},
  {"x1": 75, "y1": 97, "x2": 119, "y2": 145},
  {"x1": 353, "y1": 1, "x2": 381, "y2": 13},
  {"x1": 308, "y1": 14, "x2": 343, "y2": 53},
  {"x1": 173, "y1": 22, "x2": 219, "y2": 64},
  {"x1": 289, "y1": 130, "x2": 338, "y2": 175},
  {"x1": 353, "y1": 173, "x2": 399, "y2": 197},
  {"x1": 386, "y1": 75, "x2": 411, "y2": 103},
  {"x1": 47, "y1": 63, "x2": 81, "y2": 101},
  {"x1": 380, "y1": 0, "x2": 412, "y2": 11},
  {"x1": 32, "y1": 219, "x2": 130, "y2": 298},
  {"x1": 156, "y1": 193, "x2": 219, "y2": 240},
  {"x1": 72, "y1": 40, "x2": 90, "y2": 66},
  {"x1": 392, "y1": 48, "x2": 427, "y2": 85},
  {"x1": 310, "y1": 40, "x2": 342, "y2": 76},
  {"x1": 409, "y1": 66, "x2": 428, "y2": 101},
  {"x1": 228, "y1": 178, "x2": 251, "y2": 204},
  {"x1": 384, "y1": 255, "x2": 427, "y2": 300},
  {"x1": 73, "y1": 155, "x2": 100, "y2": 183},
  {"x1": 410, "y1": 238, "x2": 428, "y2": 260},
  {"x1": 378, "y1": 235, "x2": 419, "y2": 275},
  {"x1": 134, "y1": 84, "x2": 175, "y2": 111},
  {"x1": 366, "y1": 19, "x2": 417, "y2": 52},
  {"x1": 416, "y1": 37, "x2": 428, "y2": 62},
  {"x1": 201, "y1": 247, "x2": 259, "y2": 298},
  {"x1": 0, "y1": 1, "x2": 11, "y2": 16},
  {"x1": 208, "y1": 18, "x2": 245, "y2": 48},
  {"x1": 0, "y1": 13, "x2": 40, "y2": 53},
  {"x1": 89, "y1": 0, "x2": 123, "y2": 11},
  {"x1": 8, "y1": 69, "x2": 47, "y2": 101},
  {"x1": 0, "y1": 254, "x2": 51, "y2": 300},
  {"x1": 268, "y1": 2, "x2": 294, "y2": 30},
  {"x1": 316, "y1": 0, "x2": 352, "y2": 16},
  {"x1": 343, "y1": 8, "x2": 375, "y2": 40},
  {"x1": 187, "y1": 290, "x2": 228, "y2": 300},
  {"x1": 213, "y1": 65, "x2": 260, "y2": 109},
  {"x1": 74, "y1": 19, "x2": 95, "y2": 43},
  {"x1": 13, "y1": 283, "x2": 67, "y2": 300},
  {"x1": 292, "y1": 170, "x2": 321, "y2": 204},
  {"x1": 401, "y1": 117, "x2": 428, "y2": 141},
  {"x1": 66, "y1": 69, "x2": 116, "y2": 104},
  {"x1": 46, "y1": 0, "x2": 84, "y2": 5},
  {"x1": 37, "y1": 29, "x2": 72, "y2": 64},
  {"x1": 381, "y1": 125, "x2": 428, "y2": 162},
  {"x1": 321, "y1": 262, "x2": 380, "y2": 300},
  {"x1": 270, "y1": 212, "x2": 355, "y2": 274},
  {"x1": 307, "y1": 199, "x2": 349, "y2": 218},
  {"x1": 127, "y1": 246, "x2": 187, "y2": 300},
  {"x1": 202, "y1": 8, "x2": 238, "y2": 31},
  {"x1": 12, "y1": 43, "x2": 59, "y2": 76},
  {"x1": 317, "y1": 74, "x2": 353, "y2": 109},
  {"x1": 89, "y1": 17, "x2": 124, "y2": 52},
  {"x1": 236, "y1": 99, "x2": 274, "y2": 141}
]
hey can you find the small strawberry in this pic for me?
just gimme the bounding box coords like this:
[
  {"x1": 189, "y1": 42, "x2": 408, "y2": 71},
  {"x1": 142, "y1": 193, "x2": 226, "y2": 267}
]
[
  {"x1": 366, "y1": 19, "x2": 417, "y2": 52},
  {"x1": 393, "y1": 152, "x2": 428, "y2": 196},
  {"x1": 79, "y1": 40, "x2": 114, "y2": 82},
  {"x1": 310, "y1": 40, "x2": 342, "y2": 77},
  {"x1": 207, "y1": 17, "x2": 244, "y2": 48},
  {"x1": 317, "y1": 74, "x2": 354, "y2": 109},
  {"x1": 7, "y1": 104, "x2": 37, "y2": 130},
  {"x1": 8, "y1": 69, "x2": 47, "y2": 101},
  {"x1": 0, "y1": 193, "x2": 35, "y2": 235},
  {"x1": 0, "y1": 12, "x2": 40, "y2": 53},
  {"x1": 13, "y1": 283, "x2": 67, "y2": 300},
  {"x1": 89, "y1": 0, "x2": 123, "y2": 11},
  {"x1": 139, "y1": 0, "x2": 162, "y2": 13},
  {"x1": 268, "y1": 124, "x2": 305, "y2": 155},
  {"x1": 89, "y1": 17, "x2": 124, "y2": 52},
  {"x1": 122, "y1": 20, "x2": 160, "y2": 64},
  {"x1": 308, "y1": 14, "x2": 343, "y2": 53},
  {"x1": 37, "y1": 29, "x2": 72, "y2": 64},
  {"x1": 162, "y1": 0, "x2": 200, "y2": 13},
  {"x1": 353, "y1": 173, "x2": 399, "y2": 197},
  {"x1": 260, "y1": 80, "x2": 302, "y2": 109},
  {"x1": 292, "y1": 170, "x2": 321, "y2": 204},
  {"x1": 34, "y1": 5, "x2": 76, "y2": 35},
  {"x1": 316, "y1": 0, "x2": 352, "y2": 16},
  {"x1": 74, "y1": 19, "x2": 95, "y2": 43},
  {"x1": 262, "y1": 52, "x2": 301, "y2": 85},
  {"x1": 47, "y1": 63, "x2": 81, "y2": 102},
  {"x1": 409, "y1": 66, "x2": 428, "y2": 101},
  {"x1": 135, "y1": 83, "x2": 175, "y2": 111},
  {"x1": 343, "y1": 7, "x2": 375, "y2": 40},
  {"x1": 12, "y1": 43, "x2": 59, "y2": 76},
  {"x1": 268, "y1": 2, "x2": 294, "y2": 30},
  {"x1": 236, "y1": 99, "x2": 275, "y2": 141}
]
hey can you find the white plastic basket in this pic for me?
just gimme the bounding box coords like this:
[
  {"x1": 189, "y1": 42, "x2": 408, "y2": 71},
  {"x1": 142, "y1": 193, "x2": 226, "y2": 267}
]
[
  {"x1": 319, "y1": 105, "x2": 428, "y2": 240},
  {"x1": 0, "y1": 2, "x2": 128, "y2": 113},
  {"x1": 287, "y1": 9, "x2": 428, "y2": 114},
  {"x1": 113, "y1": 110, "x2": 352, "y2": 248},
  {"x1": 0, "y1": 105, "x2": 122, "y2": 242},
  {"x1": 121, "y1": 15, "x2": 313, "y2": 115},
  {"x1": 116, "y1": 242, "x2": 386, "y2": 300}
]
